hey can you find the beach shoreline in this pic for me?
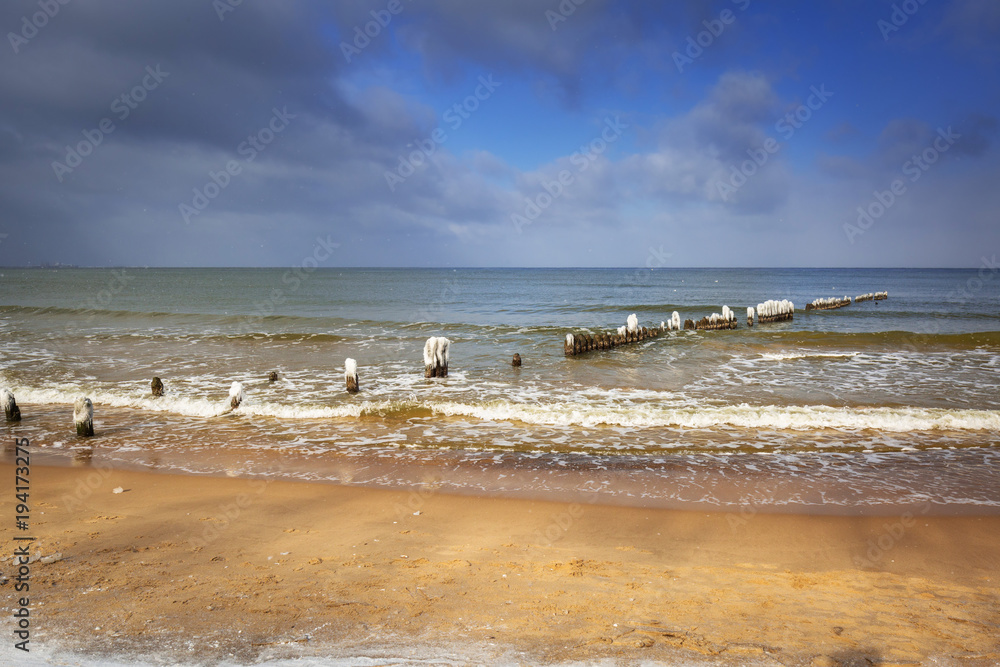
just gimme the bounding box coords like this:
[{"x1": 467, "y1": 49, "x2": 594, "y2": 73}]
[{"x1": 2, "y1": 463, "x2": 998, "y2": 665}]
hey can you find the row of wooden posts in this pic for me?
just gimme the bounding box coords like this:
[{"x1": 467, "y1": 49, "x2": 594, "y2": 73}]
[
  {"x1": 564, "y1": 291, "x2": 886, "y2": 356},
  {"x1": 2, "y1": 292, "x2": 886, "y2": 434},
  {"x1": 804, "y1": 292, "x2": 888, "y2": 310},
  {"x1": 0, "y1": 336, "x2": 522, "y2": 437},
  {"x1": 854, "y1": 291, "x2": 889, "y2": 303}
]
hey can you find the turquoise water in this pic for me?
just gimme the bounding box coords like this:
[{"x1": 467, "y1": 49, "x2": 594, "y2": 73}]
[{"x1": 1, "y1": 267, "x2": 998, "y2": 511}]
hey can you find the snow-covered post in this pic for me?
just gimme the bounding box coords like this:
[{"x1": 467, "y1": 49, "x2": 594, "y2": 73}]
[
  {"x1": 74, "y1": 396, "x2": 94, "y2": 437},
  {"x1": 345, "y1": 358, "x2": 360, "y2": 393},
  {"x1": 228, "y1": 381, "x2": 244, "y2": 410},
  {"x1": 2, "y1": 388, "x2": 21, "y2": 422}
]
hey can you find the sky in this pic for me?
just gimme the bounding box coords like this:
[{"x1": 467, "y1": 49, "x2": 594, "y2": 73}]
[{"x1": 0, "y1": 0, "x2": 997, "y2": 268}]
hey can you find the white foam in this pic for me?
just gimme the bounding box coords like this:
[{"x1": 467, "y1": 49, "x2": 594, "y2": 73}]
[
  {"x1": 761, "y1": 352, "x2": 861, "y2": 361},
  {"x1": 426, "y1": 400, "x2": 1000, "y2": 432}
]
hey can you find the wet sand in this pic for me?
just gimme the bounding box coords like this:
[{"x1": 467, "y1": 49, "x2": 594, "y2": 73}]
[{"x1": 2, "y1": 463, "x2": 999, "y2": 665}]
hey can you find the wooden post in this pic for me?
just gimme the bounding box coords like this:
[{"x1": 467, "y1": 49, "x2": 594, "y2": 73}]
[
  {"x1": 512, "y1": 353, "x2": 522, "y2": 367},
  {"x1": 74, "y1": 397, "x2": 94, "y2": 437},
  {"x1": 267, "y1": 371, "x2": 279, "y2": 383},
  {"x1": 2, "y1": 388, "x2": 21, "y2": 422},
  {"x1": 423, "y1": 337, "x2": 450, "y2": 377},
  {"x1": 229, "y1": 381, "x2": 244, "y2": 410},
  {"x1": 151, "y1": 377, "x2": 164, "y2": 397},
  {"x1": 345, "y1": 358, "x2": 360, "y2": 393}
]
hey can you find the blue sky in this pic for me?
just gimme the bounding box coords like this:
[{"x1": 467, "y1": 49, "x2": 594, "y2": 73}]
[{"x1": 0, "y1": 0, "x2": 997, "y2": 267}]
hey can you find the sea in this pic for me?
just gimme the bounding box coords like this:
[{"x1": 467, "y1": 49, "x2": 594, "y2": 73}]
[{"x1": 1, "y1": 267, "x2": 998, "y2": 514}]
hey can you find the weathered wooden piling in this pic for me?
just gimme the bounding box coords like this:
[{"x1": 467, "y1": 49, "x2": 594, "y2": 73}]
[
  {"x1": 424, "y1": 337, "x2": 450, "y2": 377},
  {"x1": 756, "y1": 299, "x2": 795, "y2": 323},
  {"x1": 74, "y1": 396, "x2": 94, "y2": 437},
  {"x1": 563, "y1": 314, "x2": 663, "y2": 356},
  {"x1": 667, "y1": 311, "x2": 681, "y2": 331},
  {"x1": 345, "y1": 358, "x2": 360, "y2": 393},
  {"x1": 855, "y1": 291, "x2": 888, "y2": 303},
  {"x1": 268, "y1": 371, "x2": 279, "y2": 383},
  {"x1": 806, "y1": 296, "x2": 851, "y2": 311},
  {"x1": 684, "y1": 319, "x2": 695, "y2": 330},
  {"x1": 151, "y1": 377, "x2": 164, "y2": 397},
  {"x1": 229, "y1": 381, "x2": 244, "y2": 410},
  {"x1": 2, "y1": 388, "x2": 21, "y2": 422},
  {"x1": 512, "y1": 353, "x2": 522, "y2": 367},
  {"x1": 747, "y1": 307, "x2": 755, "y2": 327},
  {"x1": 695, "y1": 306, "x2": 738, "y2": 331}
]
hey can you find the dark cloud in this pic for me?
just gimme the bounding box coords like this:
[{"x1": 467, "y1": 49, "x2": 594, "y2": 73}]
[
  {"x1": 0, "y1": 1, "x2": 995, "y2": 268},
  {"x1": 940, "y1": 0, "x2": 1000, "y2": 52},
  {"x1": 951, "y1": 113, "x2": 998, "y2": 157}
]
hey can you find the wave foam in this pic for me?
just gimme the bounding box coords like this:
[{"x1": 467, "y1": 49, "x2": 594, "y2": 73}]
[{"x1": 427, "y1": 400, "x2": 1000, "y2": 432}]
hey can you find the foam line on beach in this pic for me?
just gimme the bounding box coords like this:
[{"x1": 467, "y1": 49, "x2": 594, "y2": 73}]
[
  {"x1": 760, "y1": 351, "x2": 863, "y2": 361},
  {"x1": 426, "y1": 400, "x2": 1000, "y2": 432},
  {"x1": 10, "y1": 382, "x2": 1000, "y2": 432}
]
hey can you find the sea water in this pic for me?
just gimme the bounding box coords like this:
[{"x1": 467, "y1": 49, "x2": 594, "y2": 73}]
[{"x1": 1, "y1": 267, "x2": 998, "y2": 512}]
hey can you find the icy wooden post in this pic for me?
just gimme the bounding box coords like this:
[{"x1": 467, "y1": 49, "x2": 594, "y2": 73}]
[
  {"x1": 755, "y1": 299, "x2": 795, "y2": 323},
  {"x1": 512, "y1": 353, "x2": 522, "y2": 367},
  {"x1": 151, "y1": 377, "x2": 164, "y2": 397},
  {"x1": 423, "y1": 337, "x2": 450, "y2": 377},
  {"x1": 345, "y1": 358, "x2": 360, "y2": 394},
  {"x1": 805, "y1": 296, "x2": 850, "y2": 311},
  {"x1": 267, "y1": 371, "x2": 279, "y2": 383},
  {"x1": 747, "y1": 306, "x2": 755, "y2": 327},
  {"x1": 74, "y1": 397, "x2": 94, "y2": 437},
  {"x1": 2, "y1": 388, "x2": 21, "y2": 422},
  {"x1": 229, "y1": 381, "x2": 244, "y2": 410}
]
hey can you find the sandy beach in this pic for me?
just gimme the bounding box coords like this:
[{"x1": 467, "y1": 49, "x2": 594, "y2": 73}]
[{"x1": 2, "y1": 463, "x2": 998, "y2": 666}]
